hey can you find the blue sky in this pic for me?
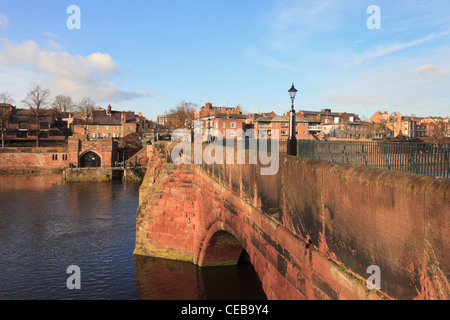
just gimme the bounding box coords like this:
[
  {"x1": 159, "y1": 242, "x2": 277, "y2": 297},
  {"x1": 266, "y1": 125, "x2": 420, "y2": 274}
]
[{"x1": 0, "y1": 0, "x2": 449, "y2": 120}]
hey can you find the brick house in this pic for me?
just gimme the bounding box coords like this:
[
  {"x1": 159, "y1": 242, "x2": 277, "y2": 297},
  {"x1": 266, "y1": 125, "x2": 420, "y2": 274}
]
[
  {"x1": 254, "y1": 115, "x2": 322, "y2": 140},
  {"x1": 1, "y1": 105, "x2": 68, "y2": 145},
  {"x1": 298, "y1": 109, "x2": 361, "y2": 124},
  {"x1": 370, "y1": 111, "x2": 427, "y2": 139},
  {"x1": 194, "y1": 102, "x2": 242, "y2": 120},
  {"x1": 194, "y1": 103, "x2": 246, "y2": 141},
  {"x1": 71, "y1": 105, "x2": 146, "y2": 139}
]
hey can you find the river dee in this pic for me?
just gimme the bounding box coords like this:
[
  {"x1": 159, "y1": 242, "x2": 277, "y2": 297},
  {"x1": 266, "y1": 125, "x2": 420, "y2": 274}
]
[{"x1": 0, "y1": 174, "x2": 266, "y2": 300}]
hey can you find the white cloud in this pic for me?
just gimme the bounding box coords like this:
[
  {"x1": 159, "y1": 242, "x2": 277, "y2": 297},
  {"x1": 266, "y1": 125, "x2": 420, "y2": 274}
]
[
  {"x1": 415, "y1": 64, "x2": 440, "y2": 75},
  {"x1": 0, "y1": 39, "x2": 150, "y2": 103},
  {"x1": 0, "y1": 13, "x2": 8, "y2": 28},
  {"x1": 43, "y1": 32, "x2": 58, "y2": 38},
  {"x1": 357, "y1": 30, "x2": 450, "y2": 64}
]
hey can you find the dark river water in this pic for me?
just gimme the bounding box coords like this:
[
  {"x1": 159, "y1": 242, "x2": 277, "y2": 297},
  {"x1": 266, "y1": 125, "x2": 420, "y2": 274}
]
[{"x1": 0, "y1": 174, "x2": 266, "y2": 300}]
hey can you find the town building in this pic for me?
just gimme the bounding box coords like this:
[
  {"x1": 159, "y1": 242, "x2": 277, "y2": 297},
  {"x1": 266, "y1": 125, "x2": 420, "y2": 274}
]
[
  {"x1": 71, "y1": 104, "x2": 148, "y2": 139},
  {"x1": 156, "y1": 114, "x2": 177, "y2": 128},
  {"x1": 253, "y1": 114, "x2": 322, "y2": 140},
  {"x1": 0, "y1": 104, "x2": 68, "y2": 145},
  {"x1": 297, "y1": 109, "x2": 361, "y2": 124},
  {"x1": 194, "y1": 102, "x2": 241, "y2": 120},
  {"x1": 322, "y1": 121, "x2": 373, "y2": 140},
  {"x1": 370, "y1": 111, "x2": 427, "y2": 139},
  {"x1": 193, "y1": 102, "x2": 246, "y2": 141}
]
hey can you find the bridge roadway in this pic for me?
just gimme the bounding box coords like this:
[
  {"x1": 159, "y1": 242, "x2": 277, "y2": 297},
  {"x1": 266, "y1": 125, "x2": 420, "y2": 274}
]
[{"x1": 134, "y1": 142, "x2": 449, "y2": 300}]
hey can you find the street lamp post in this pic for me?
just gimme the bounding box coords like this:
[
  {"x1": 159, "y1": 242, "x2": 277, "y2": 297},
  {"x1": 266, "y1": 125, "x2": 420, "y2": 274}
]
[{"x1": 287, "y1": 83, "x2": 298, "y2": 156}]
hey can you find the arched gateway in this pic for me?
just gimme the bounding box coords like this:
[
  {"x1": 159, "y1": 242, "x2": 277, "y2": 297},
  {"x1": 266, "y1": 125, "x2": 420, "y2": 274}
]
[{"x1": 80, "y1": 151, "x2": 101, "y2": 168}]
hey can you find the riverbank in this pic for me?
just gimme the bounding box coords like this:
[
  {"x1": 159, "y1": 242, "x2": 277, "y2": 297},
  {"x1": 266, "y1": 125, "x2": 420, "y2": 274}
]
[{"x1": 0, "y1": 167, "x2": 144, "y2": 182}]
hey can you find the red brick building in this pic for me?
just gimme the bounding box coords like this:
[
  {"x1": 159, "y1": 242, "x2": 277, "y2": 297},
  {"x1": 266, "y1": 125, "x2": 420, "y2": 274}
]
[
  {"x1": 194, "y1": 103, "x2": 246, "y2": 141},
  {"x1": 254, "y1": 115, "x2": 322, "y2": 140},
  {"x1": 71, "y1": 105, "x2": 149, "y2": 139},
  {"x1": 194, "y1": 102, "x2": 242, "y2": 120},
  {"x1": 1, "y1": 104, "x2": 68, "y2": 145},
  {"x1": 297, "y1": 108, "x2": 361, "y2": 124}
]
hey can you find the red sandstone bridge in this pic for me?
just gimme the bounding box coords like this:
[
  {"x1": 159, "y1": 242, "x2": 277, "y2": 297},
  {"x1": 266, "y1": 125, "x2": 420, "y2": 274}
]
[{"x1": 134, "y1": 142, "x2": 449, "y2": 300}]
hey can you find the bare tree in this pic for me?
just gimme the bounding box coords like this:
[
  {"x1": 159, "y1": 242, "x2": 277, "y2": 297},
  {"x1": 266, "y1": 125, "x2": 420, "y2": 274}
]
[
  {"x1": 371, "y1": 118, "x2": 390, "y2": 139},
  {"x1": 360, "y1": 115, "x2": 369, "y2": 122},
  {"x1": 52, "y1": 95, "x2": 75, "y2": 115},
  {"x1": 0, "y1": 105, "x2": 8, "y2": 147},
  {"x1": 0, "y1": 91, "x2": 14, "y2": 147},
  {"x1": 22, "y1": 85, "x2": 52, "y2": 147},
  {"x1": 0, "y1": 91, "x2": 14, "y2": 104},
  {"x1": 165, "y1": 101, "x2": 197, "y2": 129},
  {"x1": 75, "y1": 97, "x2": 96, "y2": 136}
]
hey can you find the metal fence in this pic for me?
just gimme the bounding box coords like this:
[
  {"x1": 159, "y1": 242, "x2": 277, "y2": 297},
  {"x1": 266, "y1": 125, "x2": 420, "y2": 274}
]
[{"x1": 293, "y1": 140, "x2": 450, "y2": 178}]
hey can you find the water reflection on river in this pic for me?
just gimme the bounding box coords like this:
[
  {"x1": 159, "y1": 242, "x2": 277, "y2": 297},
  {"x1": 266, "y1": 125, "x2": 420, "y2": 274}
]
[{"x1": 0, "y1": 174, "x2": 266, "y2": 300}]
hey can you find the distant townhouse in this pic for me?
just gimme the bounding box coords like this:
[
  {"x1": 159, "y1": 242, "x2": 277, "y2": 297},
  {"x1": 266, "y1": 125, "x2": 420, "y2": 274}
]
[
  {"x1": 322, "y1": 121, "x2": 373, "y2": 140},
  {"x1": 156, "y1": 114, "x2": 177, "y2": 128},
  {"x1": 1, "y1": 104, "x2": 68, "y2": 144},
  {"x1": 71, "y1": 104, "x2": 147, "y2": 139},
  {"x1": 202, "y1": 113, "x2": 248, "y2": 140},
  {"x1": 194, "y1": 102, "x2": 246, "y2": 141},
  {"x1": 421, "y1": 117, "x2": 450, "y2": 141},
  {"x1": 194, "y1": 102, "x2": 242, "y2": 120},
  {"x1": 370, "y1": 111, "x2": 427, "y2": 139},
  {"x1": 253, "y1": 114, "x2": 322, "y2": 140},
  {"x1": 297, "y1": 108, "x2": 361, "y2": 124}
]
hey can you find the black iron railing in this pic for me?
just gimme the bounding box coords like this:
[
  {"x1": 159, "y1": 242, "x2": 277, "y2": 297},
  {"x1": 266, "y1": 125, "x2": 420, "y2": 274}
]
[{"x1": 293, "y1": 140, "x2": 450, "y2": 178}]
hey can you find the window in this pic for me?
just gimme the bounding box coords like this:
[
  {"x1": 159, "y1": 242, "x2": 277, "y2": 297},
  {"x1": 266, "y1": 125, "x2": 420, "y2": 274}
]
[
  {"x1": 281, "y1": 123, "x2": 288, "y2": 127},
  {"x1": 105, "y1": 126, "x2": 109, "y2": 131},
  {"x1": 128, "y1": 126, "x2": 132, "y2": 131},
  {"x1": 115, "y1": 126, "x2": 119, "y2": 131},
  {"x1": 281, "y1": 131, "x2": 288, "y2": 135},
  {"x1": 230, "y1": 122, "x2": 236, "y2": 128},
  {"x1": 229, "y1": 130, "x2": 236, "y2": 137},
  {"x1": 94, "y1": 125, "x2": 98, "y2": 130},
  {"x1": 92, "y1": 133, "x2": 98, "y2": 139},
  {"x1": 103, "y1": 133, "x2": 110, "y2": 138},
  {"x1": 223, "y1": 122, "x2": 226, "y2": 128},
  {"x1": 19, "y1": 122, "x2": 29, "y2": 129}
]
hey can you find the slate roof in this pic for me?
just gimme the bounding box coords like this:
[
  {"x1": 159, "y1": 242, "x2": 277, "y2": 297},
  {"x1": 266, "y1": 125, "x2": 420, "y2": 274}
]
[
  {"x1": 91, "y1": 110, "x2": 136, "y2": 125},
  {"x1": 8, "y1": 109, "x2": 54, "y2": 124}
]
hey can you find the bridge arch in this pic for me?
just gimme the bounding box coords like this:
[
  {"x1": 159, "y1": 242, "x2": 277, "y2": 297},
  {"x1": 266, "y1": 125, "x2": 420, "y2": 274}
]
[{"x1": 197, "y1": 222, "x2": 245, "y2": 267}]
